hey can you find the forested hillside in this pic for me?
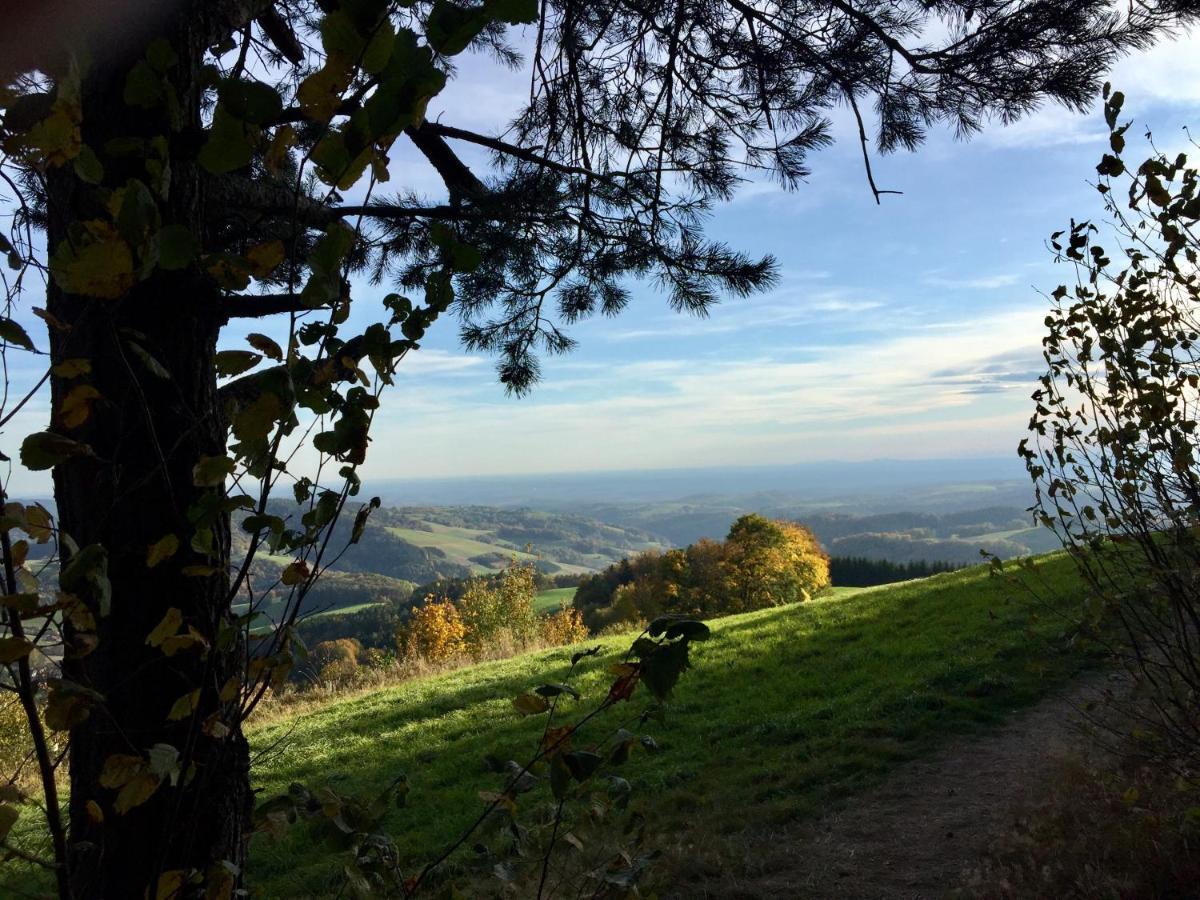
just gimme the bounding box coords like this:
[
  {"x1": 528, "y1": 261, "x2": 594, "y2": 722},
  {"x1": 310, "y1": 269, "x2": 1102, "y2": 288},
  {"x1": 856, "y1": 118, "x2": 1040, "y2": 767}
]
[
  {"x1": 582, "y1": 495, "x2": 1058, "y2": 564},
  {"x1": 227, "y1": 503, "x2": 663, "y2": 621}
]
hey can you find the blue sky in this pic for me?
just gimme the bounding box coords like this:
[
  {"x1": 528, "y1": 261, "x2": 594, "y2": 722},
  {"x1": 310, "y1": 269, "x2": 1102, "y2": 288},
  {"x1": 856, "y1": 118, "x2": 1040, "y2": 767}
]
[
  {"x1": 350, "y1": 31, "x2": 1200, "y2": 481},
  {"x1": 4, "y1": 29, "x2": 1200, "y2": 494}
]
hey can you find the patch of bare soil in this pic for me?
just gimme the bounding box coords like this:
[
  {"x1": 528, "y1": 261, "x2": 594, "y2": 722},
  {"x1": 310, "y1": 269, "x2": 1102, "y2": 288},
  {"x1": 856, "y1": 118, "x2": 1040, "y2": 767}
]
[{"x1": 683, "y1": 676, "x2": 1111, "y2": 899}]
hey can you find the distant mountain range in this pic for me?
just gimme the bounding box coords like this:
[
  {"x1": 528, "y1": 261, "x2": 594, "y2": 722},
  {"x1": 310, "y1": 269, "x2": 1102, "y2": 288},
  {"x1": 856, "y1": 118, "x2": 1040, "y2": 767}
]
[{"x1": 366, "y1": 457, "x2": 1028, "y2": 508}]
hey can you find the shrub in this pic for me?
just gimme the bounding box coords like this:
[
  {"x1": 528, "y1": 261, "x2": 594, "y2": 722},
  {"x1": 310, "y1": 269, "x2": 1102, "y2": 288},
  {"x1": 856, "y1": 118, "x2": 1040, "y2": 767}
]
[
  {"x1": 457, "y1": 562, "x2": 540, "y2": 658},
  {"x1": 1021, "y1": 91, "x2": 1200, "y2": 765},
  {"x1": 540, "y1": 606, "x2": 589, "y2": 646},
  {"x1": 401, "y1": 599, "x2": 467, "y2": 663}
]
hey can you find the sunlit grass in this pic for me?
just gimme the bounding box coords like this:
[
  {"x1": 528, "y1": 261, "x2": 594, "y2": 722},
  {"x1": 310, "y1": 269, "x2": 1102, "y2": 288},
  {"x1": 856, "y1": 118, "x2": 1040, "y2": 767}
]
[
  {"x1": 245, "y1": 552, "x2": 1095, "y2": 896},
  {"x1": 533, "y1": 586, "x2": 576, "y2": 612}
]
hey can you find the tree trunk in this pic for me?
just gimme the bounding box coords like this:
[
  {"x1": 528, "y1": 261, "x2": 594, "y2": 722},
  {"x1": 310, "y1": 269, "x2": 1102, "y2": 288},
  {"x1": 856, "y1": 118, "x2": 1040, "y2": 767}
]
[{"x1": 44, "y1": 7, "x2": 251, "y2": 896}]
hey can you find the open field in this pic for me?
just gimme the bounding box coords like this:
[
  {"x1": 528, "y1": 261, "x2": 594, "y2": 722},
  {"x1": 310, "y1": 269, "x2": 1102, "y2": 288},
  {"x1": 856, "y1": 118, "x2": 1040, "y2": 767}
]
[
  {"x1": 533, "y1": 586, "x2": 577, "y2": 612},
  {"x1": 385, "y1": 525, "x2": 595, "y2": 576},
  {"x1": 238, "y1": 552, "x2": 1095, "y2": 896}
]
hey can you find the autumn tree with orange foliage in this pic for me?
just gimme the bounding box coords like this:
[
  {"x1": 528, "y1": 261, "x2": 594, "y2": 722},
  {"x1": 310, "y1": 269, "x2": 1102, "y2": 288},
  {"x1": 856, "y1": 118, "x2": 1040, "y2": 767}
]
[
  {"x1": 721, "y1": 515, "x2": 830, "y2": 614},
  {"x1": 576, "y1": 514, "x2": 830, "y2": 628}
]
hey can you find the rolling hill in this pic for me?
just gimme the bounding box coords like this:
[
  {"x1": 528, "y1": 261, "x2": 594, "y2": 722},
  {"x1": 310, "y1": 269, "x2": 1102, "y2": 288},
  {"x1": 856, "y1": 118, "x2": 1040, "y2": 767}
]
[
  {"x1": 230, "y1": 504, "x2": 664, "y2": 619},
  {"x1": 242, "y1": 552, "x2": 1095, "y2": 897}
]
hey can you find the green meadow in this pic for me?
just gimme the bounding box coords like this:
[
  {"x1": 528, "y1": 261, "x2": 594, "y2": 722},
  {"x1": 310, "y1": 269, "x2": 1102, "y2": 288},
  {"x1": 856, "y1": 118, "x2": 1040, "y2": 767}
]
[
  {"x1": 243, "y1": 553, "x2": 1095, "y2": 896},
  {"x1": 533, "y1": 586, "x2": 577, "y2": 612}
]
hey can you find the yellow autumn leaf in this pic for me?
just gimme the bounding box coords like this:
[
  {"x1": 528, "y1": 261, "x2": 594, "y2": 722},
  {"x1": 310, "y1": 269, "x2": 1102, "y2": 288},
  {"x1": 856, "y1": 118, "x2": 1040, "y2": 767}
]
[
  {"x1": 146, "y1": 607, "x2": 183, "y2": 647},
  {"x1": 296, "y1": 64, "x2": 351, "y2": 121},
  {"x1": 160, "y1": 627, "x2": 209, "y2": 658},
  {"x1": 246, "y1": 240, "x2": 285, "y2": 278},
  {"x1": 265, "y1": 124, "x2": 297, "y2": 175},
  {"x1": 218, "y1": 676, "x2": 240, "y2": 703},
  {"x1": 167, "y1": 689, "x2": 200, "y2": 721},
  {"x1": 0, "y1": 637, "x2": 34, "y2": 663},
  {"x1": 52, "y1": 358, "x2": 92, "y2": 378},
  {"x1": 146, "y1": 534, "x2": 179, "y2": 568},
  {"x1": 23, "y1": 108, "x2": 82, "y2": 167},
  {"x1": 182, "y1": 565, "x2": 219, "y2": 577},
  {"x1": 155, "y1": 870, "x2": 187, "y2": 900},
  {"x1": 49, "y1": 221, "x2": 135, "y2": 300},
  {"x1": 114, "y1": 771, "x2": 161, "y2": 814},
  {"x1": 99, "y1": 753, "x2": 144, "y2": 789},
  {"x1": 59, "y1": 384, "x2": 102, "y2": 429}
]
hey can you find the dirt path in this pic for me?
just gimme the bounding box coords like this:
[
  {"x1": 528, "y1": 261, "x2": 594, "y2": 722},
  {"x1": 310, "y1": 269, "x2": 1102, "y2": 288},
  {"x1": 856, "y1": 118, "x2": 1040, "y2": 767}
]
[{"x1": 687, "y1": 676, "x2": 1109, "y2": 899}]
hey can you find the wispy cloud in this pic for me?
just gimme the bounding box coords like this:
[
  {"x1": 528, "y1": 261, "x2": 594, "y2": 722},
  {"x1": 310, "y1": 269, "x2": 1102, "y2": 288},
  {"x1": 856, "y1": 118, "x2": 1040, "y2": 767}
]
[
  {"x1": 351, "y1": 303, "x2": 1047, "y2": 478},
  {"x1": 923, "y1": 271, "x2": 1022, "y2": 290}
]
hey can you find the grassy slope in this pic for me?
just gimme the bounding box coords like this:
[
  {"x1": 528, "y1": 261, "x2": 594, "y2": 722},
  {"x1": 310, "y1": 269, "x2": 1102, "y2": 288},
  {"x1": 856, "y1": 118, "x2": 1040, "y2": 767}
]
[
  {"x1": 386, "y1": 525, "x2": 597, "y2": 577},
  {"x1": 247, "y1": 553, "x2": 1094, "y2": 896},
  {"x1": 533, "y1": 586, "x2": 576, "y2": 612}
]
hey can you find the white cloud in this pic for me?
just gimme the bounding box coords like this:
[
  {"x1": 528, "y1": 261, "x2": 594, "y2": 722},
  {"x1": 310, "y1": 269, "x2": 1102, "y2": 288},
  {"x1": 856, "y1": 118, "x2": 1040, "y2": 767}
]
[
  {"x1": 396, "y1": 348, "x2": 486, "y2": 377},
  {"x1": 976, "y1": 33, "x2": 1200, "y2": 150},
  {"x1": 923, "y1": 272, "x2": 1022, "y2": 290},
  {"x1": 354, "y1": 303, "x2": 1048, "y2": 479}
]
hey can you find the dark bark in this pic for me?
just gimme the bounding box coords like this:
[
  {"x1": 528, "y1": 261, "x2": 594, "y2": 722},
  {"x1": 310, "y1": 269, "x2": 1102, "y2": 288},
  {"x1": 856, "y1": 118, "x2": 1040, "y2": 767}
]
[{"x1": 44, "y1": 5, "x2": 251, "y2": 897}]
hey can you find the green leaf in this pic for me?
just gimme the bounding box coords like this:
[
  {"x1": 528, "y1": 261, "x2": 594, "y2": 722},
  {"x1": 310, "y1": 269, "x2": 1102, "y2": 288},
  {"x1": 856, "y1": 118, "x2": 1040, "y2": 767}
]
[
  {"x1": 58, "y1": 544, "x2": 111, "y2": 617},
  {"x1": 535, "y1": 682, "x2": 580, "y2": 700},
  {"x1": 0, "y1": 317, "x2": 35, "y2": 351},
  {"x1": 215, "y1": 350, "x2": 262, "y2": 377},
  {"x1": 192, "y1": 455, "x2": 235, "y2": 487},
  {"x1": 124, "y1": 60, "x2": 164, "y2": 108},
  {"x1": 563, "y1": 750, "x2": 603, "y2": 782},
  {"x1": 157, "y1": 224, "x2": 198, "y2": 270},
  {"x1": 197, "y1": 107, "x2": 253, "y2": 175},
  {"x1": 363, "y1": 21, "x2": 397, "y2": 74},
  {"x1": 488, "y1": 0, "x2": 539, "y2": 24},
  {"x1": 218, "y1": 79, "x2": 283, "y2": 125},
  {"x1": 19, "y1": 431, "x2": 92, "y2": 471},
  {"x1": 73, "y1": 145, "x2": 105, "y2": 184},
  {"x1": 426, "y1": 1, "x2": 491, "y2": 55},
  {"x1": 145, "y1": 38, "x2": 178, "y2": 72},
  {"x1": 320, "y1": 11, "x2": 366, "y2": 60}
]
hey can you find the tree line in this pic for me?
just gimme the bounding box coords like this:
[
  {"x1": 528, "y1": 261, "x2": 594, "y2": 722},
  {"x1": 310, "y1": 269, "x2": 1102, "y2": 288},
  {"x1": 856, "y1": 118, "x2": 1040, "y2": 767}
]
[{"x1": 828, "y1": 556, "x2": 964, "y2": 587}]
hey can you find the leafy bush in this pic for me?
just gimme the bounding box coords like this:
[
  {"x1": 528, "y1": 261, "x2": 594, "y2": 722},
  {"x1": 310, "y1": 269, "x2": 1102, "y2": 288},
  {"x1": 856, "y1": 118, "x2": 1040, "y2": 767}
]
[
  {"x1": 539, "y1": 607, "x2": 590, "y2": 646},
  {"x1": 458, "y1": 564, "x2": 540, "y2": 659},
  {"x1": 400, "y1": 600, "x2": 467, "y2": 664},
  {"x1": 1021, "y1": 90, "x2": 1200, "y2": 765}
]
